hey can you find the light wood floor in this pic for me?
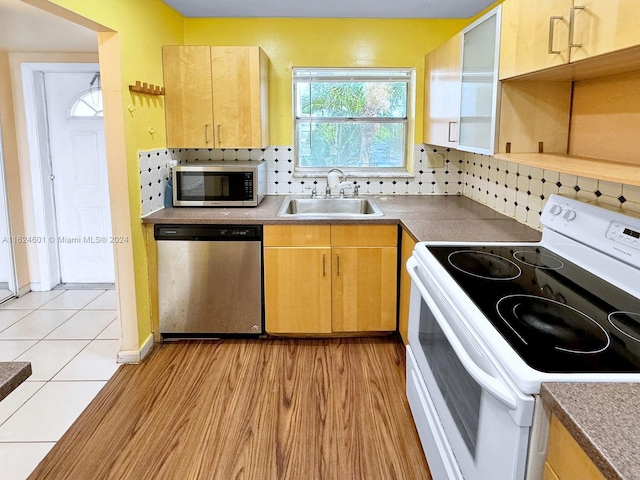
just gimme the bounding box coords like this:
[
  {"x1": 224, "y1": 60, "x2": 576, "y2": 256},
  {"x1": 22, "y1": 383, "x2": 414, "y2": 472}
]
[{"x1": 28, "y1": 338, "x2": 432, "y2": 480}]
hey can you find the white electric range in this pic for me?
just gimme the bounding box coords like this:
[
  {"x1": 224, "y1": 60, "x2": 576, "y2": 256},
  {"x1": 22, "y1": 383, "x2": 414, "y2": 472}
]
[{"x1": 405, "y1": 194, "x2": 640, "y2": 480}]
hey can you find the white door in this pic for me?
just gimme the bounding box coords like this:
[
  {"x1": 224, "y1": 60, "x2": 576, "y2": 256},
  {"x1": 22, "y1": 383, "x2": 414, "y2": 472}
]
[{"x1": 44, "y1": 72, "x2": 114, "y2": 283}]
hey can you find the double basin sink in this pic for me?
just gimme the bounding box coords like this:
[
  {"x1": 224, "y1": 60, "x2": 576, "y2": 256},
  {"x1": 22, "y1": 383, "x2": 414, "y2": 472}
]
[{"x1": 277, "y1": 196, "x2": 384, "y2": 218}]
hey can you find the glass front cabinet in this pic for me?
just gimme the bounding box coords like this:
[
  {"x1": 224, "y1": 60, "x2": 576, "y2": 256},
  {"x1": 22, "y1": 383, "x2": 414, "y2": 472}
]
[{"x1": 457, "y1": 6, "x2": 502, "y2": 154}]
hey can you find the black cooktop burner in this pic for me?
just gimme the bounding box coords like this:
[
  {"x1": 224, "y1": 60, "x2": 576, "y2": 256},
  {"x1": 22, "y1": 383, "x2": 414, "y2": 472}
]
[
  {"x1": 609, "y1": 312, "x2": 640, "y2": 343},
  {"x1": 448, "y1": 250, "x2": 522, "y2": 280},
  {"x1": 427, "y1": 245, "x2": 640, "y2": 373},
  {"x1": 513, "y1": 250, "x2": 564, "y2": 269},
  {"x1": 496, "y1": 295, "x2": 610, "y2": 354}
]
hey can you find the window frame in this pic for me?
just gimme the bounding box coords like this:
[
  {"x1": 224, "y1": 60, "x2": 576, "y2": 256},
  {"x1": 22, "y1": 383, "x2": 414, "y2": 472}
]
[{"x1": 292, "y1": 67, "x2": 414, "y2": 177}]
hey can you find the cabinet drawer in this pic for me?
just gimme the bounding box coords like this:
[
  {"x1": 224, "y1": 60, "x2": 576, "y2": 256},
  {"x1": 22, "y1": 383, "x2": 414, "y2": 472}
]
[
  {"x1": 546, "y1": 414, "x2": 605, "y2": 480},
  {"x1": 264, "y1": 225, "x2": 330, "y2": 246},
  {"x1": 331, "y1": 225, "x2": 397, "y2": 247}
]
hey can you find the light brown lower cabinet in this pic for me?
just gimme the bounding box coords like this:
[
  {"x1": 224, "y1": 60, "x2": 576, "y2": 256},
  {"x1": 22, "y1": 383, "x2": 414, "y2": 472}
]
[
  {"x1": 544, "y1": 413, "x2": 605, "y2": 480},
  {"x1": 264, "y1": 224, "x2": 398, "y2": 335},
  {"x1": 398, "y1": 229, "x2": 417, "y2": 344},
  {"x1": 264, "y1": 246, "x2": 332, "y2": 334}
]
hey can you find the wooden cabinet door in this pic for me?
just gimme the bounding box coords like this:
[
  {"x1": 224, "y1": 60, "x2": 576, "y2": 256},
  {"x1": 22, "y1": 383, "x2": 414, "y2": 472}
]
[
  {"x1": 398, "y1": 230, "x2": 416, "y2": 344},
  {"x1": 331, "y1": 247, "x2": 397, "y2": 332},
  {"x1": 264, "y1": 247, "x2": 332, "y2": 334},
  {"x1": 163, "y1": 46, "x2": 214, "y2": 148},
  {"x1": 424, "y1": 33, "x2": 461, "y2": 147},
  {"x1": 569, "y1": 0, "x2": 640, "y2": 63},
  {"x1": 499, "y1": 0, "x2": 572, "y2": 79},
  {"x1": 546, "y1": 414, "x2": 605, "y2": 480},
  {"x1": 211, "y1": 46, "x2": 269, "y2": 148}
]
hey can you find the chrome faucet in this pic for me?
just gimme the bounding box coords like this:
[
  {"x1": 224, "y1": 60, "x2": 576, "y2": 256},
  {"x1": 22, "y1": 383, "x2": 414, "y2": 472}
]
[{"x1": 327, "y1": 168, "x2": 344, "y2": 191}]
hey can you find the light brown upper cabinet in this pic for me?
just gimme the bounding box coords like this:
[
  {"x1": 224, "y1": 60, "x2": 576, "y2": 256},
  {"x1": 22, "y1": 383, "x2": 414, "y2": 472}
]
[
  {"x1": 500, "y1": 0, "x2": 640, "y2": 80},
  {"x1": 163, "y1": 46, "x2": 270, "y2": 148},
  {"x1": 423, "y1": 33, "x2": 461, "y2": 148},
  {"x1": 569, "y1": 0, "x2": 640, "y2": 63},
  {"x1": 499, "y1": 0, "x2": 572, "y2": 79}
]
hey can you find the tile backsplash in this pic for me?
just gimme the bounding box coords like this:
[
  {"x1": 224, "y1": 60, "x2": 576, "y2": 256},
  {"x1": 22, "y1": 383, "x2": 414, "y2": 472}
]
[
  {"x1": 183, "y1": 145, "x2": 463, "y2": 195},
  {"x1": 138, "y1": 149, "x2": 185, "y2": 216},
  {"x1": 138, "y1": 145, "x2": 462, "y2": 216},
  {"x1": 463, "y1": 152, "x2": 640, "y2": 230},
  {"x1": 138, "y1": 146, "x2": 640, "y2": 230}
]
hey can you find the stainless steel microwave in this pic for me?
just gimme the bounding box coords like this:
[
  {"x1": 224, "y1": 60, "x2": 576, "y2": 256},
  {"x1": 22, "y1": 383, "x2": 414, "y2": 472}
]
[{"x1": 172, "y1": 161, "x2": 266, "y2": 207}]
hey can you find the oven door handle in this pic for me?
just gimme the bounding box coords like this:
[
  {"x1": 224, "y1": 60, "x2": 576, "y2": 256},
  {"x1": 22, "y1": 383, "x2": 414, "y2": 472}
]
[{"x1": 407, "y1": 257, "x2": 518, "y2": 411}]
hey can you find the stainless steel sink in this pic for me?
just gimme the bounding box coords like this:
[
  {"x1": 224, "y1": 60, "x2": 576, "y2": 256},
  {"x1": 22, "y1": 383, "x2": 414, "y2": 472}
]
[{"x1": 276, "y1": 196, "x2": 384, "y2": 217}]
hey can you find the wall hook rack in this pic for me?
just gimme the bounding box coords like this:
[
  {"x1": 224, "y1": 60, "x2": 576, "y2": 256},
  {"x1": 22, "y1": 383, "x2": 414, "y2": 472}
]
[{"x1": 129, "y1": 81, "x2": 165, "y2": 95}]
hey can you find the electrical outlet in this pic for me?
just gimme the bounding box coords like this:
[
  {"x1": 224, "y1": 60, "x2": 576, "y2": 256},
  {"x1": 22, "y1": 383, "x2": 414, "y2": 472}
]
[{"x1": 426, "y1": 153, "x2": 445, "y2": 168}]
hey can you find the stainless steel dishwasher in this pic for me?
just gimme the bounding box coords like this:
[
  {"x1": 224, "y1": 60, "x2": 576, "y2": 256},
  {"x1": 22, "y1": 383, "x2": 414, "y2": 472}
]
[{"x1": 154, "y1": 224, "x2": 263, "y2": 338}]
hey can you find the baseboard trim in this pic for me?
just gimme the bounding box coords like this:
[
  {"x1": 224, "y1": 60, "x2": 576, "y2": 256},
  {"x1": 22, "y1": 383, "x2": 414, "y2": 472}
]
[
  {"x1": 117, "y1": 334, "x2": 154, "y2": 364},
  {"x1": 18, "y1": 285, "x2": 31, "y2": 296},
  {"x1": 140, "y1": 333, "x2": 154, "y2": 360}
]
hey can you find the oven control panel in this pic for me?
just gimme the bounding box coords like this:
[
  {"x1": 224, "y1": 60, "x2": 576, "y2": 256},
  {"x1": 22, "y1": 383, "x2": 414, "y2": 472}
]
[
  {"x1": 606, "y1": 222, "x2": 640, "y2": 251},
  {"x1": 542, "y1": 194, "x2": 640, "y2": 265}
]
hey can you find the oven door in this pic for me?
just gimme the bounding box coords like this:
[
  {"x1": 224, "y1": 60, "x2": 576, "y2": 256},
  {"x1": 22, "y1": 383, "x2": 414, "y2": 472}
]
[{"x1": 406, "y1": 256, "x2": 535, "y2": 480}]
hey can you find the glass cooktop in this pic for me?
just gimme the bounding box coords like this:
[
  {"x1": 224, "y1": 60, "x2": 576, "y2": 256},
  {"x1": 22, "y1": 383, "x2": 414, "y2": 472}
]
[{"x1": 427, "y1": 245, "x2": 640, "y2": 373}]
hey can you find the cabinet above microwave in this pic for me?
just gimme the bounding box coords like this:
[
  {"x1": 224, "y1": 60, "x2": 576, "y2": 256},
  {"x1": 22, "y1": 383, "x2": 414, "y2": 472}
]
[{"x1": 163, "y1": 46, "x2": 270, "y2": 149}]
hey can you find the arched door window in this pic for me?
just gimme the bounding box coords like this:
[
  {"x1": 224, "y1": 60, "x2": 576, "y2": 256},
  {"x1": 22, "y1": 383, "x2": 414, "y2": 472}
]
[{"x1": 69, "y1": 89, "x2": 103, "y2": 118}]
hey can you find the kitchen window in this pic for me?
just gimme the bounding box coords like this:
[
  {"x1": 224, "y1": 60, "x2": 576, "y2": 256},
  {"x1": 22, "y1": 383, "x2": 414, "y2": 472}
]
[{"x1": 293, "y1": 68, "x2": 412, "y2": 174}]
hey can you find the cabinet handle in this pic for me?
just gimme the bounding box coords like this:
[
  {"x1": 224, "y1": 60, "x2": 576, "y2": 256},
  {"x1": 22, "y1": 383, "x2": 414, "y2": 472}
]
[
  {"x1": 217, "y1": 125, "x2": 221, "y2": 146},
  {"x1": 205, "y1": 124, "x2": 210, "y2": 144},
  {"x1": 548, "y1": 15, "x2": 563, "y2": 54},
  {"x1": 336, "y1": 254, "x2": 340, "y2": 277},
  {"x1": 448, "y1": 122, "x2": 457, "y2": 143},
  {"x1": 569, "y1": 6, "x2": 584, "y2": 48},
  {"x1": 322, "y1": 254, "x2": 326, "y2": 277}
]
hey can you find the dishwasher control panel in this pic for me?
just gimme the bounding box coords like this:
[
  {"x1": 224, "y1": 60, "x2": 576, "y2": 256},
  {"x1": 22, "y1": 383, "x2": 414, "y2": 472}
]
[{"x1": 154, "y1": 224, "x2": 262, "y2": 241}]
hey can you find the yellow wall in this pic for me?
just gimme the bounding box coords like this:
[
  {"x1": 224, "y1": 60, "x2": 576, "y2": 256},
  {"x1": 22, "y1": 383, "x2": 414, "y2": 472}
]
[
  {"x1": 32, "y1": 0, "x2": 184, "y2": 349},
  {"x1": 185, "y1": 18, "x2": 469, "y2": 145},
  {"x1": 0, "y1": 52, "x2": 29, "y2": 291}
]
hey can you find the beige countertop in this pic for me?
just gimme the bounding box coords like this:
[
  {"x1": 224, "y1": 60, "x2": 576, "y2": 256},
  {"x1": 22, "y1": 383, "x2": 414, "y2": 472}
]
[
  {"x1": 142, "y1": 194, "x2": 543, "y2": 243},
  {"x1": 0, "y1": 362, "x2": 31, "y2": 402},
  {"x1": 541, "y1": 383, "x2": 640, "y2": 480}
]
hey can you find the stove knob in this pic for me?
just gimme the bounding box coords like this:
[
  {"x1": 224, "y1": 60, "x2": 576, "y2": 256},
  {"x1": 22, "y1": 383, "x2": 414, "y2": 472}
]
[
  {"x1": 549, "y1": 204, "x2": 563, "y2": 216},
  {"x1": 562, "y1": 209, "x2": 577, "y2": 221}
]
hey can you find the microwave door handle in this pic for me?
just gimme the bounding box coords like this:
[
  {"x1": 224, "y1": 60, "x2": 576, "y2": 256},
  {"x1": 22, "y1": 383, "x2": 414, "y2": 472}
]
[{"x1": 407, "y1": 257, "x2": 518, "y2": 411}]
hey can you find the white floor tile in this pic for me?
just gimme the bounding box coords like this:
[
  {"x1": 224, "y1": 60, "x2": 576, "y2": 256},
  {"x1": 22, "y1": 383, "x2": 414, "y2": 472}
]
[
  {"x1": 0, "y1": 381, "x2": 105, "y2": 442},
  {"x1": 0, "y1": 443, "x2": 55, "y2": 480},
  {"x1": 0, "y1": 310, "x2": 76, "y2": 340},
  {"x1": 0, "y1": 340, "x2": 38, "y2": 361},
  {"x1": 0, "y1": 310, "x2": 32, "y2": 333},
  {"x1": 15, "y1": 340, "x2": 90, "y2": 381},
  {"x1": 83, "y1": 290, "x2": 117, "y2": 310},
  {"x1": 0, "y1": 381, "x2": 46, "y2": 425},
  {"x1": 45, "y1": 310, "x2": 118, "y2": 340},
  {"x1": 0, "y1": 291, "x2": 63, "y2": 310},
  {"x1": 53, "y1": 340, "x2": 120, "y2": 381},
  {"x1": 40, "y1": 290, "x2": 104, "y2": 310},
  {"x1": 0, "y1": 288, "x2": 123, "y2": 479},
  {"x1": 96, "y1": 319, "x2": 120, "y2": 340}
]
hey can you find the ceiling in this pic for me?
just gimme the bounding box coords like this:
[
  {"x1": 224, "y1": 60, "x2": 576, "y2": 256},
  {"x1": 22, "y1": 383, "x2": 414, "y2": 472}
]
[
  {"x1": 161, "y1": 0, "x2": 497, "y2": 19},
  {"x1": 0, "y1": 0, "x2": 97, "y2": 52}
]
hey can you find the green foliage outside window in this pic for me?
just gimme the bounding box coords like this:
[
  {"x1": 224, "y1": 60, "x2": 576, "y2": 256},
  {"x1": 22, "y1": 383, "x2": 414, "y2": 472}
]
[{"x1": 294, "y1": 70, "x2": 411, "y2": 170}]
